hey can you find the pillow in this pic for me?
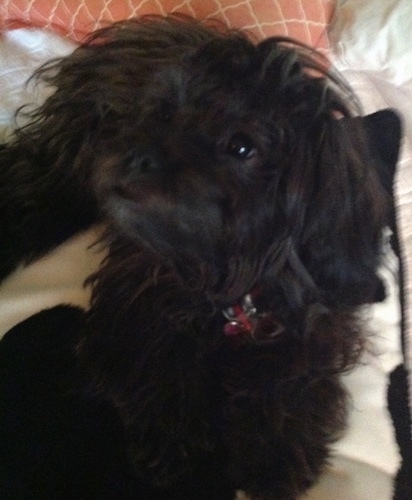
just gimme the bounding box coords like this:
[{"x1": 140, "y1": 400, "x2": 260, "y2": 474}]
[
  {"x1": 329, "y1": 0, "x2": 412, "y2": 85},
  {"x1": 0, "y1": 0, "x2": 334, "y2": 49}
]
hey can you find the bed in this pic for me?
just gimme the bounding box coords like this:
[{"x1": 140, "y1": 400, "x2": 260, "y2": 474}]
[{"x1": 0, "y1": 1, "x2": 410, "y2": 498}]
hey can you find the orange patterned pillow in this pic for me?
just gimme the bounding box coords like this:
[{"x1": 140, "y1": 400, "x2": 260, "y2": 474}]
[{"x1": 0, "y1": 0, "x2": 334, "y2": 49}]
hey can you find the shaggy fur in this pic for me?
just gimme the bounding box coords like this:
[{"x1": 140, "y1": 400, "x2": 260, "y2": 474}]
[{"x1": 0, "y1": 15, "x2": 401, "y2": 499}]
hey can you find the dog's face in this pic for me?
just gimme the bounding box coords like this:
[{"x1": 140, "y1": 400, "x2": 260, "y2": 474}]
[
  {"x1": 88, "y1": 32, "x2": 295, "y2": 267},
  {"x1": 92, "y1": 52, "x2": 270, "y2": 262},
  {"x1": 31, "y1": 17, "x2": 390, "y2": 308}
]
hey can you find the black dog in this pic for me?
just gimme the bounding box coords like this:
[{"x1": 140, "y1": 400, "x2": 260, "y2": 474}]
[{"x1": 0, "y1": 15, "x2": 401, "y2": 499}]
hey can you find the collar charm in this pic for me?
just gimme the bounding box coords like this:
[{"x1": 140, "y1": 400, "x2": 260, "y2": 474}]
[
  {"x1": 223, "y1": 294, "x2": 257, "y2": 337},
  {"x1": 223, "y1": 293, "x2": 286, "y2": 341}
]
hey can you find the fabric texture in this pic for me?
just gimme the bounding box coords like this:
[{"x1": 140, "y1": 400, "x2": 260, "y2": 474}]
[
  {"x1": 329, "y1": 0, "x2": 412, "y2": 85},
  {"x1": 0, "y1": 0, "x2": 334, "y2": 48}
]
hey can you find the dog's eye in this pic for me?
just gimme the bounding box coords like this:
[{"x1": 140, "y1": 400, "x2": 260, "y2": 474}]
[{"x1": 226, "y1": 133, "x2": 256, "y2": 160}]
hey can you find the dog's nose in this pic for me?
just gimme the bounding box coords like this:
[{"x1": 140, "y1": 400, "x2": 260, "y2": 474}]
[
  {"x1": 130, "y1": 146, "x2": 162, "y2": 175},
  {"x1": 137, "y1": 154, "x2": 157, "y2": 173}
]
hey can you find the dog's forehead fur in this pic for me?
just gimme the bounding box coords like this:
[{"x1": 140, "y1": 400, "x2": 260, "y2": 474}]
[
  {"x1": 92, "y1": 45, "x2": 263, "y2": 132},
  {"x1": 52, "y1": 18, "x2": 340, "y2": 129},
  {"x1": 131, "y1": 61, "x2": 274, "y2": 161}
]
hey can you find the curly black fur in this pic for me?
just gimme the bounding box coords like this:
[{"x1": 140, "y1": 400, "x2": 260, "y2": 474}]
[{"x1": 0, "y1": 15, "x2": 400, "y2": 499}]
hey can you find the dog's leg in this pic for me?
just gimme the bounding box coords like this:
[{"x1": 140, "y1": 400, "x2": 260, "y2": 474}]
[{"x1": 0, "y1": 146, "x2": 97, "y2": 281}]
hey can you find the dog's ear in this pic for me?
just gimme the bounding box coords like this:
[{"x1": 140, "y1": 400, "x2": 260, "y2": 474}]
[
  {"x1": 363, "y1": 109, "x2": 402, "y2": 194},
  {"x1": 354, "y1": 109, "x2": 402, "y2": 253},
  {"x1": 300, "y1": 109, "x2": 402, "y2": 307},
  {"x1": 363, "y1": 109, "x2": 404, "y2": 296}
]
